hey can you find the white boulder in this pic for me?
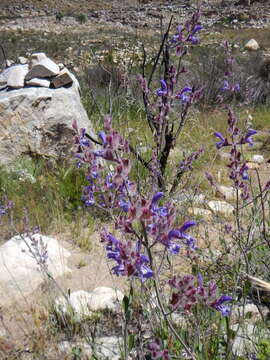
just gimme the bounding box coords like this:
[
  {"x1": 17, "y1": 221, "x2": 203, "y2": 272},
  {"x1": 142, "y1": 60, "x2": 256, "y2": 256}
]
[
  {"x1": 208, "y1": 200, "x2": 234, "y2": 216},
  {"x1": 244, "y1": 39, "x2": 259, "y2": 51},
  {"x1": 87, "y1": 286, "x2": 124, "y2": 311},
  {"x1": 0, "y1": 80, "x2": 94, "y2": 165},
  {"x1": 0, "y1": 233, "x2": 71, "y2": 305},
  {"x1": 55, "y1": 287, "x2": 124, "y2": 321}
]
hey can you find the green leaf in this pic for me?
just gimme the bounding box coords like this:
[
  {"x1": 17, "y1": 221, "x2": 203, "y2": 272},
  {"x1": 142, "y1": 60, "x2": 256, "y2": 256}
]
[
  {"x1": 128, "y1": 334, "x2": 135, "y2": 351},
  {"x1": 122, "y1": 295, "x2": 130, "y2": 314}
]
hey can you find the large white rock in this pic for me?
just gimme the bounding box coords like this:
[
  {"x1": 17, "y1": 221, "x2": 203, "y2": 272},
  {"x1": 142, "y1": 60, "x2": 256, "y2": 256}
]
[
  {"x1": 244, "y1": 39, "x2": 259, "y2": 51},
  {"x1": 56, "y1": 287, "x2": 124, "y2": 321},
  {"x1": 208, "y1": 200, "x2": 234, "y2": 216},
  {"x1": 87, "y1": 286, "x2": 124, "y2": 311},
  {"x1": 231, "y1": 303, "x2": 269, "y2": 324},
  {"x1": 59, "y1": 337, "x2": 122, "y2": 359},
  {"x1": 25, "y1": 57, "x2": 59, "y2": 80},
  {"x1": 0, "y1": 233, "x2": 71, "y2": 305},
  {"x1": 230, "y1": 324, "x2": 268, "y2": 357},
  {"x1": 0, "y1": 80, "x2": 94, "y2": 165}
]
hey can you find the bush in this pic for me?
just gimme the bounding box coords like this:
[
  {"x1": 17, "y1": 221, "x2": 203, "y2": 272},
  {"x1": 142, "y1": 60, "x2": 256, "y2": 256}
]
[{"x1": 75, "y1": 13, "x2": 87, "y2": 24}]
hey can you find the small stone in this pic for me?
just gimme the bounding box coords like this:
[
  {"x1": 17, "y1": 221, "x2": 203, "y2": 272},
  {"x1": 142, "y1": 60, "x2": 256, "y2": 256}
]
[
  {"x1": 246, "y1": 162, "x2": 259, "y2": 169},
  {"x1": 251, "y1": 154, "x2": 264, "y2": 164},
  {"x1": 55, "y1": 290, "x2": 93, "y2": 321},
  {"x1": 30, "y1": 52, "x2": 47, "y2": 65},
  {"x1": 217, "y1": 185, "x2": 236, "y2": 201},
  {"x1": 26, "y1": 78, "x2": 50, "y2": 88},
  {"x1": 208, "y1": 200, "x2": 234, "y2": 216},
  {"x1": 6, "y1": 64, "x2": 29, "y2": 88},
  {"x1": 26, "y1": 57, "x2": 59, "y2": 80},
  {"x1": 18, "y1": 56, "x2": 28, "y2": 65},
  {"x1": 58, "y1": 63, "x2": 65, "y2": 70},
  {"x1": 52, "y1": 68, "x2": 73, "y2": 88},
  {"x1": 6, "y1": 60, "x2": 14, "y2": 67},
  {"x1": 188, "y1": 207, "x2": 212, "y2": 218},
  {"x1": 244, "y1": 39, "x2": 259, "y2": 51}
]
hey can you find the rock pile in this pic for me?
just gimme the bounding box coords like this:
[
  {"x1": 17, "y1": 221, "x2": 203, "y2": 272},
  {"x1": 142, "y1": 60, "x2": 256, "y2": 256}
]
[
  {"x1": 0, "y1": 52, "x2": 93, "y2": 166},
  {"x1": 0, "y1": 52, "x2": 76, "y2": 91}
]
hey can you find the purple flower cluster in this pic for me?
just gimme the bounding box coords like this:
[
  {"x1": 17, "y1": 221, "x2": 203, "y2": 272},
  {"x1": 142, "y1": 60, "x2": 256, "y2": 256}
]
[
  {"x1": 148, "y1": 339, "x2": 170, "y2": 360},
  {"x1": 171, "y1": 11, "x2": 203, "y2": 49},
  {"x1": 73, "y1": 120, "x2": 134, "y2": 212},
  {"x1": 127, "y1": 192, "x2": 197, "y2": 255},
  {"x1": 101, "y1": 231, "x2": 153, "y2": 282},
  {"x1": 221, "y1": 80, "x2": 240, "y2": 93},
  {"x1": 0, "y1": 201, "x2": 13, "y2": 217},
  {"x1": 169, "y1": 274, "x2": 233, "y2": 316},
  {"x1": 179, "y1": 148, "x2": 204, "y2": 172},
  {"x1": 213, "y1": 109, "x2": 257, "y2": 199}
]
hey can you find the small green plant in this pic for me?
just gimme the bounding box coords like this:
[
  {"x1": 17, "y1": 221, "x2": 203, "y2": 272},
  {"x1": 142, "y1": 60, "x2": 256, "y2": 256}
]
[
  {"x1": 56, "y1": 11, "x2": 64, "y2": 22},
  {"x1": 76, "y1": 13, "x2": 87, "y2": 24},
  {"x1": 257, "y1": 338, "x2": 270, "y2": 360}
]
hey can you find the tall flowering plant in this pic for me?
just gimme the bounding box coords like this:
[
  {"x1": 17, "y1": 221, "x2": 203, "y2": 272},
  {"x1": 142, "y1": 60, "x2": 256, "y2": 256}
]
[{"x1": 74, "y1": 10, "x2": 233, "y2": 359}]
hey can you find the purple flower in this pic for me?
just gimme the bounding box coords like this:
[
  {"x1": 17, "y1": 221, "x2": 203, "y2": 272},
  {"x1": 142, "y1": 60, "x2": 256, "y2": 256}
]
[
  {"x1": 102, "y1": 234, "x2": 154, "y2": 282},
  {"x1": 79, "y1": 138, "x2": 90, "y2": 147},
  {"x1": 221, "y1": 80, "x2": 240, "y2": 92},
  {"x1": 151, "y1": 192, "x2": 168, "y2": 217},
  {"x1": 119, "y1": 198, "x2": 130, "y2": 212},
  {"x1": 210, "y1": 295, "x2": 233, "y2": 316},
  {"x1": 168, "y1": 243, "x2": 181, "y2": 255},
  {"x1": 0, "y1": 207, "x2": 6, "y2": 216},
  {"x1": 240, "y1": 129, "x2": 257, "y2": 146},
  {"x1": 233, "y1": 83, "x2": 240, "y2": 91},
  {"x1": 156, "y1": 80, "x2": 168, "y2": 96},
  {"x1": 151, "y1": 192, "x2": 164, "y2": 205},
  {"x1": 192, "y1": 24, "x2": 203, "y2": 34},
  {"x1": 169, "y1": 274, "x2": 232, "y2": 316},
  {"x1": 148, "y1": 339, "x2": 171, "y2": 360},
  {"x1": 187, "y1": 25, "x2": 203, "y2": 44},
  {"x1": 239, "y1": 163, "x2": 249, "y2": 180},
  {"x1": 221, "y1": 80, "x2": 230, "y2": 91},
  {"x1": 214, "y1": 132, "x2": 228, "y2": 149},
  {"x1": 171, "y1": 25, "x2": 183, "y2": 43},
  {"x1": 168, "y1": 220, "x2": 197, "y2": 250},
  {"x1": 176, "y1": 86, "x2": 192, "y2": 103},
  {"x1": 179, "y1": 148, "x2": 204, "y2": 172},
  {"x1": 98, "y1": 131, "x2": 107, "y2": 145}
]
